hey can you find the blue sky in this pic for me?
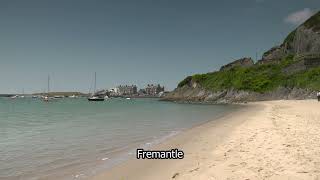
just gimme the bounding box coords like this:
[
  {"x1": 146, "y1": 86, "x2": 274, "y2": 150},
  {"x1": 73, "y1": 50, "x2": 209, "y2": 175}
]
[{"x1": 0, "y1": 0, "x2": 319, "y2": 93}]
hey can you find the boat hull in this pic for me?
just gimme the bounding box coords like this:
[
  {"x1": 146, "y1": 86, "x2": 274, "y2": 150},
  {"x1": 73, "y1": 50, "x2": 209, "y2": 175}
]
[{"x1": 88, "y1": 98, "x2": 105, "y2": 101}]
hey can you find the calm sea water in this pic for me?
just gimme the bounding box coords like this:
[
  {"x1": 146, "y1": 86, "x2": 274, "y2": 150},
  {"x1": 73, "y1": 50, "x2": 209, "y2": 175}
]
[{"x1": 0, "y1": 97, "x2": 239, "y2": 179}]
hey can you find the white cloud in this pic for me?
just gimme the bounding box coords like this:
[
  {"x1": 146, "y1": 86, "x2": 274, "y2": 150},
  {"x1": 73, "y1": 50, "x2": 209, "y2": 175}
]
[{"x1": 284, "y1": 8, "x2": 315, "y2": 25}]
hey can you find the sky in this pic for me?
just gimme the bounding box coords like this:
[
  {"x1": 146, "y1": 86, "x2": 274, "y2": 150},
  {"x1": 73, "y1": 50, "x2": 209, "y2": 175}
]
[{"x1": 0, "y1": 0, "x2": 319, "y2": 93}]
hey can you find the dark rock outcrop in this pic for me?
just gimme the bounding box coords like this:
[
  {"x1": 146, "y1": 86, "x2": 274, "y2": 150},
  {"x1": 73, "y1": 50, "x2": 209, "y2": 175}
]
[{"x1": 258, "y1": 46, "x2": 286, "y2": 64}]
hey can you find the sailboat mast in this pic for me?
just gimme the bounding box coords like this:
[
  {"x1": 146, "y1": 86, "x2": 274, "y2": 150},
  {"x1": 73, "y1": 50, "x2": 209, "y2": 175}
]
[
  {"x1": 47, "y1": 75, "x2": 50, "y2": 94},
  {"x1": 94, "y1": 72, "x2": 97, "y2": 94}
]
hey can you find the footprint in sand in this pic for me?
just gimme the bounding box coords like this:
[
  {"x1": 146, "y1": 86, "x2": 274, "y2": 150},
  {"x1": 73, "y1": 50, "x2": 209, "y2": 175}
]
[{"x1": 240, "y1": 162, "x2": 247, "y2": 167}]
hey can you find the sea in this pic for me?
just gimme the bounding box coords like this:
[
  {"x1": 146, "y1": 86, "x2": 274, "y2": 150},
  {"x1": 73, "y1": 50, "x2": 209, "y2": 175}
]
[{"x1": 0, "y1": 97, "x2": 239, "y2": 179}]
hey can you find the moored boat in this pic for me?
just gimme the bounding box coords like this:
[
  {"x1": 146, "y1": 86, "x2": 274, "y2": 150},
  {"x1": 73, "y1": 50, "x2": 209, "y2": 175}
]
[
  {"x1": 88, "y1": 96, "x2": 105, "y2": 101},
  {"x1": 10, "y1": 95, "x2": 19, "y2": 99},
  {"x1": 88, "y1": 72, "x2": 105, "y2": 102},
  {"x1": 42, "y1": 75, "x2": 55, "y2": 102}
]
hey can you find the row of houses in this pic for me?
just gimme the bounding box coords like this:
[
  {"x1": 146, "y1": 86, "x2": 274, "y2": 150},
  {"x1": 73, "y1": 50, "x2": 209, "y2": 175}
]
[
  {"x1": 117, "y1": 85, "x2": 138, "y2": 95},
  {"x1": 109, "y1": 84, "x2": 165, "y2": 97},
  {"x1": 144, "y1": 84, "x2": 165, "y2": 96}
]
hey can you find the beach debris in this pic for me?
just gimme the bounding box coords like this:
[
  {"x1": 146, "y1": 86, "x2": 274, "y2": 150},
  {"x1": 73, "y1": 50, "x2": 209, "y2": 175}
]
[{"x1": 172, "y1": 172, "x2": 179, "y2": 179}]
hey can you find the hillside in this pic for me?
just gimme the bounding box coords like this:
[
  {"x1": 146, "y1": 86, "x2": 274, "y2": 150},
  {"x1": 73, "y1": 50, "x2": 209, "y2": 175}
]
[{"x1": 163, "y1": 11, "x2": 320, "y2": 103}]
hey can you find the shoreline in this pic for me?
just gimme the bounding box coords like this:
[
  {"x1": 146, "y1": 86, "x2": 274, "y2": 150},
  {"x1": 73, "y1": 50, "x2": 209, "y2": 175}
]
[
  {"x1": 82, "y1": 103, "x2": 243, "y2": 179},
  {"x1": 92, "y1": 100, "x2": 320, "y2": 180},
  {"x1": 92, "y1": 103, "x2": 258, "y2": 179}
]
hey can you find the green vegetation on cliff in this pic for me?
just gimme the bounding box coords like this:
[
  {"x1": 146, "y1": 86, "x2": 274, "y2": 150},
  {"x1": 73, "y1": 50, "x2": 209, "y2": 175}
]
[{"x1": 178, "y1": 55, "x2": 320, "y2": 93}]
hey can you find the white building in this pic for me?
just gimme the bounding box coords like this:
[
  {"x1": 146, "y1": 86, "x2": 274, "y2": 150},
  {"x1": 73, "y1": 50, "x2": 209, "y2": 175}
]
[{"x1": 109, "y1": 87, "x2": 119, "y2": 94}]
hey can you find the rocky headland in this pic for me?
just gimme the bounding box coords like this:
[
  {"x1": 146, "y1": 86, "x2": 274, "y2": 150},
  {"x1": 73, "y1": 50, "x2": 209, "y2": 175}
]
[{"x1": 163, "y1": 11, "x2": 320, "y2": 103}]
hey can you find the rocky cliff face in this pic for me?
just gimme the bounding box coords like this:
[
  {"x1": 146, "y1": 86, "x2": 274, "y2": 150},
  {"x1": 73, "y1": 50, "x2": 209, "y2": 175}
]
[
  {"x1": 259, "y1": 46, "x2": 286, "y2": 64},
  {"x1": 258, "y1": 11, "x2": 320, "y2": 64},
  {"x1": 289, "y1": 26, "x2": 320, "y2": 54}
]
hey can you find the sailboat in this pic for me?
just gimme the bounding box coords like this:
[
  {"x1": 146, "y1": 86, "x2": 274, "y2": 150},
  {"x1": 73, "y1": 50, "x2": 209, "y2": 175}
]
[
  {"x1": 19, "y1": 89, "x2": 25, "y2": 98},
  {"x1": 88, "y1": 72, "x2": 105, "y2": 101},
  {"x1": 42, "y1": 75, "x2": 51, "y2": 102}
]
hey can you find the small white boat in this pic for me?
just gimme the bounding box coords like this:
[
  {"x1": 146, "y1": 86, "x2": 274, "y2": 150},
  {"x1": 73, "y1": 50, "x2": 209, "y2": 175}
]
[
  {"x1": 42, "y1": 96, "x2": 58, "y2": 101},
  {"x1": 88, "y1": 96, "x2": 105, "y2": 101},
  {"x1": 10, "y1": 95, "x2": 19, "y2": 99},
  {"x1": 126, "y1": 97, "x2": 131, "y2": 100},
  {"x1": 43, "y1": 96, "x2": 49, "y2": 101}
]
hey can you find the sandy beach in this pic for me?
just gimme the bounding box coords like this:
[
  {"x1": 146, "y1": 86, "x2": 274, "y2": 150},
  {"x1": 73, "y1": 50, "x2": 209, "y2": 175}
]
[{"x1": 92, "y1": 100, "x2": 320, "y2": 180}]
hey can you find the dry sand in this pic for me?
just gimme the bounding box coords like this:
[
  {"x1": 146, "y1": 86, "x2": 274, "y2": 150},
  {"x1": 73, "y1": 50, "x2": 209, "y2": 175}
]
[{"x1": 92, "y1": 100, "x2": 320, "y2": 180}]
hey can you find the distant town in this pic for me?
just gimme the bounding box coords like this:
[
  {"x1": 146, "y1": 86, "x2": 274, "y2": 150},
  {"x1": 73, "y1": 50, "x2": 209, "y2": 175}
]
[
  {"x1": 96, "y1": 84, "x2": 167, "y2": 98},
  {"x1": 0, "y1": 84, "x2": 168, "y2": 98}
]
